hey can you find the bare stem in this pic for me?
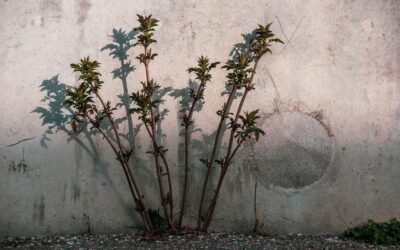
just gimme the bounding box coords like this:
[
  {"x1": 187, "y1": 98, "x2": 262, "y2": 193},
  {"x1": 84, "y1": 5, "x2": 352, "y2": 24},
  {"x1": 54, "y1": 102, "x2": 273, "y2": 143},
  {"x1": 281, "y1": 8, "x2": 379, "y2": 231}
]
[
  {"x1": 83, "y1": 213, "x2": 91, "y2": 235},
  {"x1": 143, "y1": 122, "x2": 174, "y2": 221},
  {"x1": 143, "y1": 47, "x2": 176, "y2": 230},
  {"x1": 202, "y1": 59, "x2": 260, "y2": 231},
  {"x1": 202, "y1": 142, "x2": 240, "y2": 230},
  {"x1": 92, "y1": 89, "x2": 154, "y2": 231},
  {"x1": 94, "y1": 91, "x2": 125, "y2": 156},
  {"x1": 202, "y1": 166, "x2": 228, "y2": 230},
  {"x1": 86, "y1": 114, "x2": 153, "y2": 231},
  {"x1": 197, "y1": 86, "x2": 237, "y2": 229},
  {"x1": 161, "y1": 152, "x2": 174, "y2": 220},
  {"x1": 253, "y1": 182, "x2": 261, "y2": 233},
  {"x1": 179, "y1": 84, "x2": 204, "y2": 227}
]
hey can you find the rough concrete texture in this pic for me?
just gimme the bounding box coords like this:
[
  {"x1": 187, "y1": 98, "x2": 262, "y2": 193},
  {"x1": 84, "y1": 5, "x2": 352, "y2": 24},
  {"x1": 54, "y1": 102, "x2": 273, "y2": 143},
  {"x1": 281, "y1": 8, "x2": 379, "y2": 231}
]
[
  {"x1": 0, "y1": 0, "x2": 399, "y2": 237},
  {"x1": 243, "y1": 111, "x2": 332, "y2": 189}
]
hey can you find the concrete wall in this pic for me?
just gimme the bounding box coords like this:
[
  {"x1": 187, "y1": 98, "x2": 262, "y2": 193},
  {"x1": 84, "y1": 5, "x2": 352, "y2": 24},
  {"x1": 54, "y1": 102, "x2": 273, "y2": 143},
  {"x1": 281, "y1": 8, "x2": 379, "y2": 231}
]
[{"x1": 0, "y1": 0, "x2": 399, "y2": 237}]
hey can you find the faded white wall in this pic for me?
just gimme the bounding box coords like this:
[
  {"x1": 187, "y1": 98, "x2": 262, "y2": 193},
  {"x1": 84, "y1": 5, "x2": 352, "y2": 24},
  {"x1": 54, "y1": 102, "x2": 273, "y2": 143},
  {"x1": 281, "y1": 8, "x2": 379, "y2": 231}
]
[{"x1": 0, "y1": 0, "x2": 399, "y2": 237}]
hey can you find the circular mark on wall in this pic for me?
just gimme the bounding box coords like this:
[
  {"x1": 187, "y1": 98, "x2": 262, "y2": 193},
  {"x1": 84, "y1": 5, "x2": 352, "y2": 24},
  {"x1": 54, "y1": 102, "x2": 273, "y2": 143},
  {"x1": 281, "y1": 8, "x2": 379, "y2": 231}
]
[{"x1": 243, "y1": 111, "x2": 332, "y2": 189}]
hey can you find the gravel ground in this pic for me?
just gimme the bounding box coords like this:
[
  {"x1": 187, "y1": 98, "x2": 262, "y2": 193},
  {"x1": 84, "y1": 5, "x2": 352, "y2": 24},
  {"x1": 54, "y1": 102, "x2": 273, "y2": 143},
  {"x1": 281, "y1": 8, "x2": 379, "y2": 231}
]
[{"x1": 1, "y1": 232, "x2": 398, "y2": 249}]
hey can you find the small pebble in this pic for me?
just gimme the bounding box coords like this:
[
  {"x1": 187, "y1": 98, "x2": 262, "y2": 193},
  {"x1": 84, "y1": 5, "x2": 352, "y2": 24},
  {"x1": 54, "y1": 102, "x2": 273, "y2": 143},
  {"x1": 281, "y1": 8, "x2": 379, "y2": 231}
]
[{"x1": 1, "y1": 232, "x2": 398, "y2": 249}]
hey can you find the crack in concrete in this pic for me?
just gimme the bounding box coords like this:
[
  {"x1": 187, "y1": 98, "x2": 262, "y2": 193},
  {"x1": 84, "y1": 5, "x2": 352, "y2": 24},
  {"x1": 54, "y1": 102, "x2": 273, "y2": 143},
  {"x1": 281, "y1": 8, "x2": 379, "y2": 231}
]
[
  {"x1": 277, "y1": 16, "x2": 305, "y2": 53},
  {"x1": 6, "y1": 136, "x2": 35, "y2": 147},
  {"x1": 265, "y1": 67, "x2": 283, "y2": 111},
  {"x1": 274, "y1": 15, "x2": 291, "y2": 46}
]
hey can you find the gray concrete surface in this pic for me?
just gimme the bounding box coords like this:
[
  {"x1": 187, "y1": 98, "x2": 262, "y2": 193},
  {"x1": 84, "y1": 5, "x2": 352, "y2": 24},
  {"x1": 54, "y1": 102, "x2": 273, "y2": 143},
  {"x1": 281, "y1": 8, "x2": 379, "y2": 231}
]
[{"x1": 0, "y1": 0, "x2": 399, "y2": 237}]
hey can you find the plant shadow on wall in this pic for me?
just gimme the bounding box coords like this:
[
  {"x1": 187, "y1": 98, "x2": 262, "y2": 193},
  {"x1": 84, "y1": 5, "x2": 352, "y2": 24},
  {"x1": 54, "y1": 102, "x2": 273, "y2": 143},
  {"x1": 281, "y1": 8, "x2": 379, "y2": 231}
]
[
  {"x1": 32, "y1": 28, "x2": 162, "y2": 227},
  {"x1": 32, "y1": 75, "x2": 110, "y2": 168},
  {"x1": 31, "y1": 75, "x2": 147, "y2": 223},
  {"x1": 101, "y1": 28, "x2": 172, "y2": 176},
  {"x1": 33, "y1": 26, "x2": 174, "y2": 232},
  {"x1": 170, "y1": 78, "x2": 213, "y2": 226},
  {"x1": 101, "y1": 28, "x2": 137, "y2": 149},
  {"x1": 34, "y1": 14, "x2": 283, "y2": 234}
]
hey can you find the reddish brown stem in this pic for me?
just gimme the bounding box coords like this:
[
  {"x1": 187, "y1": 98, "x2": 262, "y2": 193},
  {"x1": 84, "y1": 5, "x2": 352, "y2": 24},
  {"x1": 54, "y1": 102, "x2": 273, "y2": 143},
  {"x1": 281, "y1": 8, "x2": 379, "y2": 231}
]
[
  {"x1": 253, "y1": 182, "x2": 260, "y2": 233},
  {"x1": 92, "y1": 90, "x2": 154, "y2": 231},
  {"x1": 86, "y1": 114, "x2": 153, "y2": 231},
  {"x1": 225, "y1": 59, "x2": 259, "y2": 158},
  {"x1": 161, "y1": 155, "x2": 174, "y2": 220},
  {"x1": 143, "y1": 48, "x2": 176, "y2": 230},
  {"x1": 83, "y1": 213, "x2": 91, "y2": 235},
  {"x1": 179, "y1": 85, "x2": 204, "y2": 228},
  {"x1": 202, "y1": 59, "x2": 260, "y2": 231},
  {"x1": 197, "y1": 86, "x2": 237, "y2": 229},
  {"x1": 202, "y1": 142, "x2": 240, "y2": 230},
  {"x1": 202, "y1": 166, "x2": 228, "y2": 230},
  {"x1": 143, "y1": 122, "x2": 174, "y2": 221},
  {"x1": 94, "y1": 91, "x2": 125, "y2": 155}
]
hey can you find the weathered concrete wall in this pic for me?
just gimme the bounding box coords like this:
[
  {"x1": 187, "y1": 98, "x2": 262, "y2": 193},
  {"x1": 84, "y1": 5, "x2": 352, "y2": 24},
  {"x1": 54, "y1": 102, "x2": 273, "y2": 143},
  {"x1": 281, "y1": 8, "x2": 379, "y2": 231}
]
[{"x1": 0, "y1": 0, "x2": 399, "y2": 237}]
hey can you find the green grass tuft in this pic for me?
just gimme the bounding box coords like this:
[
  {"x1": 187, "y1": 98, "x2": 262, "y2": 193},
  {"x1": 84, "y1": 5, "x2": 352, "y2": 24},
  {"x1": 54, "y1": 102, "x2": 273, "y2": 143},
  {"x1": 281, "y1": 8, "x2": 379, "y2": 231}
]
[{"x1": 343, "y1": 218, "x2": 400, "y2": 245}]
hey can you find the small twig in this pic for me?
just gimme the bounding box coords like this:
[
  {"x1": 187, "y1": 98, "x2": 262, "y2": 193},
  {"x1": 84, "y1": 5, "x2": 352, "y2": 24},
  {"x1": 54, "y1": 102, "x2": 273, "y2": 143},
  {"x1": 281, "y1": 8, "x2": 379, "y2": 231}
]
[
  {"x1": 280, "y1": 16, "x2": 304, "y2": 52},
  {"x1": 6, "y1": 137, "x2": 36, "y2": 147},
  {"x1": 252, "y1": 182, "x2": 263, "y2": 233},
  {"x1": 197, "y1": 86, "x2": 238, "y2": 230},
  {"x1": 83, "y1": 213, "x2": 91, "y2": 235}
]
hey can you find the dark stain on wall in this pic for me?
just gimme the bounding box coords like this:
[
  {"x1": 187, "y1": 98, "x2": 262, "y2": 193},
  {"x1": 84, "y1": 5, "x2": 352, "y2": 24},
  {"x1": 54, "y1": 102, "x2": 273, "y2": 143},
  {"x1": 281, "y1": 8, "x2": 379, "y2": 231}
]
[
  {"x1": 61, "y1": 181, "x2": 67, "y2": 205},
  {"x1": 72, "y1": 181, "x2": 81, "y2": 203},
  {"x1": 6, "y1": 137, "x2": 35, "y2": 147},
  {"x1": 38, "y1": 0, "x2": 62, "y2": 26},
  {"x1": 32, "y1": 195, "x2": 45, "y2": 225},
  {"x1": 8, "y1": 148, "x2": 30, "y2": 174},
  {"x1": 8, "y1": 160, "x2": 29, "y2": 173},
  {"x1": 76, "y1": 0, "x2": 91, "y2": 24}
]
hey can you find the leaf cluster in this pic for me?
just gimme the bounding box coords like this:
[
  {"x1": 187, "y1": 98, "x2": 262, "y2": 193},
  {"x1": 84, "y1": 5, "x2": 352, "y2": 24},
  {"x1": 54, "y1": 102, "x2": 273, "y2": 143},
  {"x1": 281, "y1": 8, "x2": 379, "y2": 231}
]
[
  {"x1": 148, "y1": 209, "x2": 167, "y2": 233},
  {"x1": 222, "y1": 52, "x2": 254, "y2": 90},
  {"x1": 130, "y1": 80, "x2": 161, "y2": 123},
  {"x1": 66, "y1": 57, "x2": 116, "y2": 132},
  {"x1": 343, "y1": 219, "x2": 400, "y2": 246},
  {"x1": 250, "y1": 23, "x2": 284, "y2": 59},
  {"x1": 65, "y1": 82, "x2": 99, "y2": 132},
  {"x1": 65, "y1": 84, "x2": 95, "y2": 118},
  {"x1": 234, "y1": 109, "x2": 265, "y2": 143},
  {"x1": 70, "y1": 57, "x2": 103, "y2": 93},
  {"x1": 187, "y1": 56, "x2": 219, "y2": 101},
  {"x1": 188, "y1": 56, "x2": 220, "y2": 87},
  {"x1": 134, "y1": 15, "x2": 159, "y2": 64}
]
